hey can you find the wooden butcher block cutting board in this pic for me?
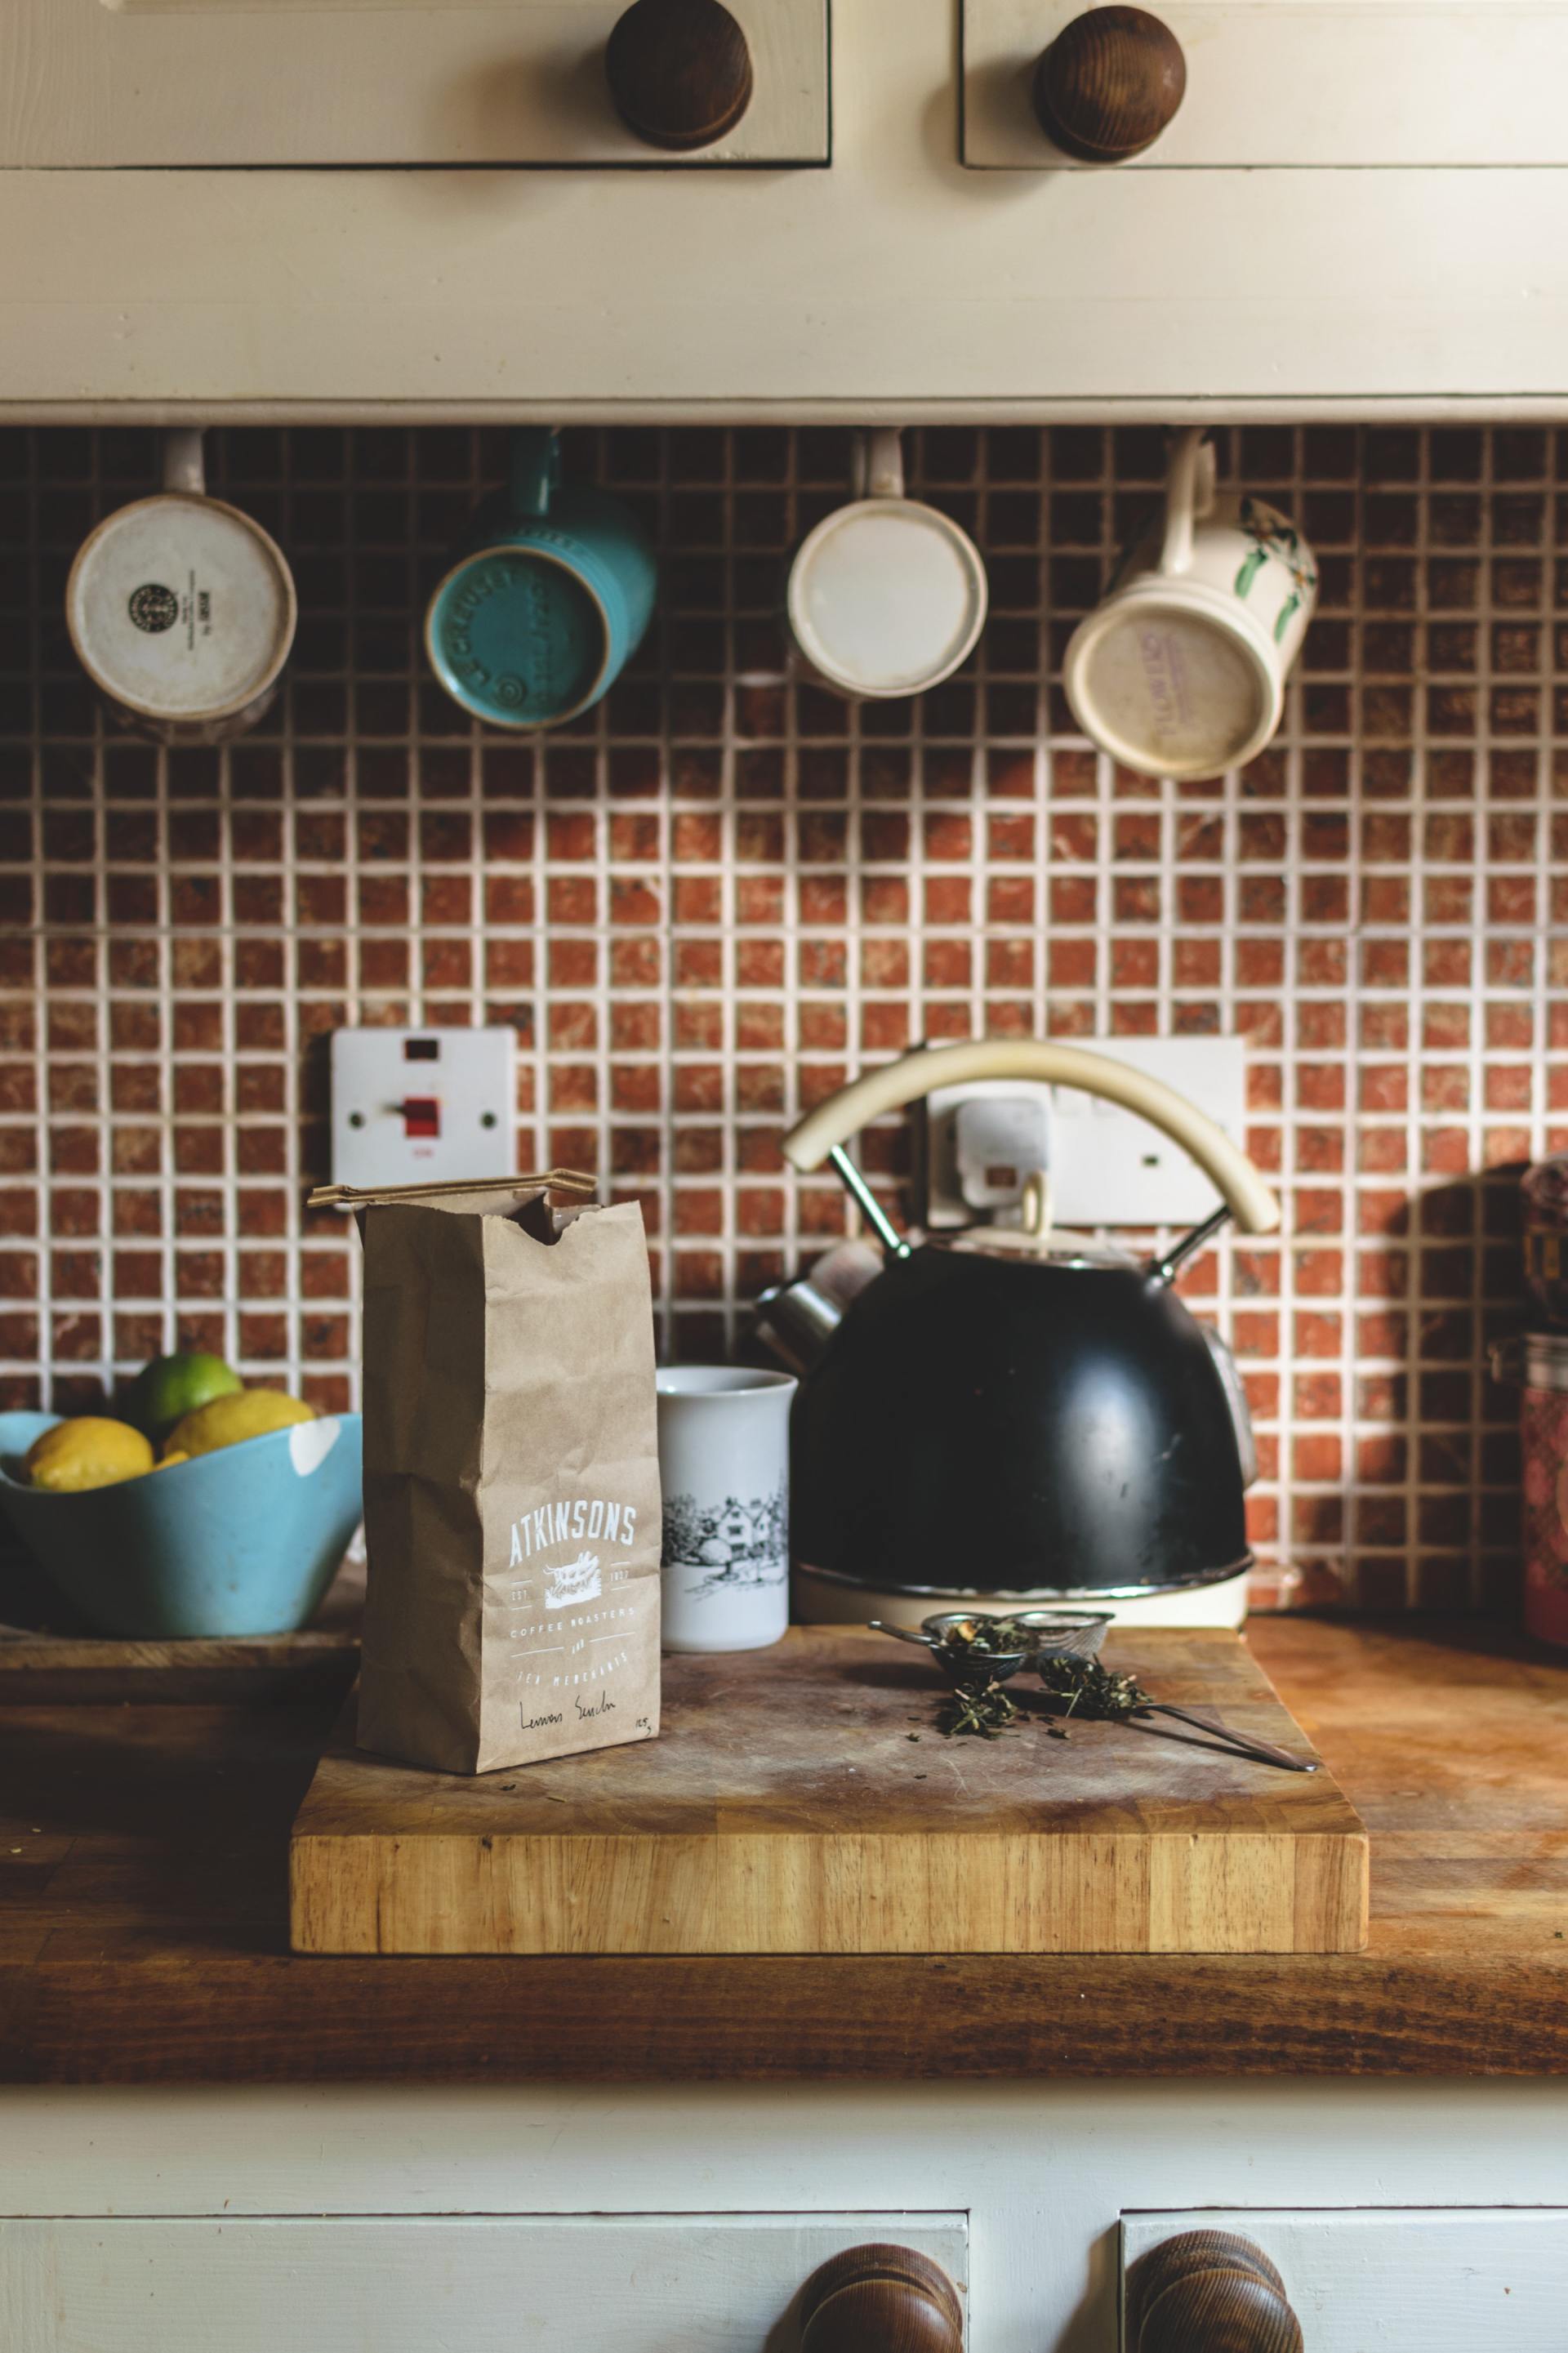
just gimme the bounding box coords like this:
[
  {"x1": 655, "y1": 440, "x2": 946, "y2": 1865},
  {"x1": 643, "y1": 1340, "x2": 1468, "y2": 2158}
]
[{"x1": 289, "y1": 1627, "x2": 1368, "y2": 1956}]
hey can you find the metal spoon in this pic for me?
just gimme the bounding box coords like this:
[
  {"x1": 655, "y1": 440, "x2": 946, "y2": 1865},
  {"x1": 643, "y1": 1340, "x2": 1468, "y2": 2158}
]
[
  {"x1": 1029, "y1": 1667, "x2": 1318, "y2": 1772},
  {"x1": 1128, "y1": 1700, "x2": 1318, "y2": 1775},
  {"x1": 866, "y1": 1619, "x2": 940, "y2": 1648}
]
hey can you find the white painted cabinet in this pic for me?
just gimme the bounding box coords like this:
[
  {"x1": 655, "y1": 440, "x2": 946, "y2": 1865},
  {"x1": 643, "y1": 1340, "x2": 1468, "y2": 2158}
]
[
  {"x1": 7, "y1": 0, "x2": 1568, "y2": 412},
  {"x1": 0, "y1": 2214, "x2": 968, "y2": 2352},
  {"x1": 2, "y1": 2087, "x2": 1568, "y2": 2353},
  {"x1": 0, "y1": 0, "x2": 830, "y2": 167},
  {"x1": 964, "y1": 2, "x2": 1568, "y2": 168},
  {"x1": 1123, "y1": 2210, "x2": 1568, "y2": 2353}
]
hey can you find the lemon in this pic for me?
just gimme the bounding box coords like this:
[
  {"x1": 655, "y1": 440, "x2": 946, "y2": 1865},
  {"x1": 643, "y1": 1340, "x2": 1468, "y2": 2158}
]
[
  {"x1": 165, "y1": 1388, "x2": 315, "y2": 1459},
  {"x1": 126, "y1": 1351, "x2": 242, "y2": 1443},
  {"x1": 155, "y1": 1450, "x2": 189, "y2": 1472},
  {"x1": 27, "y1": 1417, "x2": 156, "y2": 1493}
]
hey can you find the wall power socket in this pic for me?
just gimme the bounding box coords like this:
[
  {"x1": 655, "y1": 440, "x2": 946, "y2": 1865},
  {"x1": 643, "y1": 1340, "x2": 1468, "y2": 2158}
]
[{"x1": 915, "y1": 1036, "x2": 1248, "y2": 1230}]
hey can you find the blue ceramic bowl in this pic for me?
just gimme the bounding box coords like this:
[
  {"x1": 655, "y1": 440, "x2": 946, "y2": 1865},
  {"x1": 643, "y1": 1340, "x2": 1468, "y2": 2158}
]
[{"x1": 0, "y1": 1410, "x2": 363, "y2": 1640}]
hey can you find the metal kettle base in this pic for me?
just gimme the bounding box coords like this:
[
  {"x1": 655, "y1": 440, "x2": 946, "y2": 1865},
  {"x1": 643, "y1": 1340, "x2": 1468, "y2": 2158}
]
[{"x1": 791, "y1": 1560, "x2": 1253, "y2": 1630}]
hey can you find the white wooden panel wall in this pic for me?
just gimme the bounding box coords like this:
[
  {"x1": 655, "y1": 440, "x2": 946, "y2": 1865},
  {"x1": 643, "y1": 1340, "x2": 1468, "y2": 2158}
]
[
  {"x1": 2, "y1": 0, "x2": 1568, "y2": 412},
  {"x1": 1122, "y1": 2209, "x2": 1568, "y2": 2353},
  {"x1": 0, "y1": 2215, "x2": 969, "y2": 2353},
  {"x1": 0, "y1": 0, "x2": 829, "y2": 167}
]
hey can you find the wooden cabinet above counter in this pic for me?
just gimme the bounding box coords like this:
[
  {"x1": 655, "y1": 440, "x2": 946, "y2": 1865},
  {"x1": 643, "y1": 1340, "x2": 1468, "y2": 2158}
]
[
  {"x1": 6, "y1": 0, "x2": 1568, "y2": 420},
  {"x1": 2, "y1": 0, "x2": 829, "y2": 167}
]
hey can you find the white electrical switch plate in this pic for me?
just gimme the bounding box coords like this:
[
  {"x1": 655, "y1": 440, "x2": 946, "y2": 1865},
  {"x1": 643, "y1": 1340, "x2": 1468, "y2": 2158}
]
[
  {"x1": 330, "y1": 1027, "x2": 516, "y2": 1189},
  {"x1": 1049, "y1": 1036, "x2": 1248, "y2": 1227}
]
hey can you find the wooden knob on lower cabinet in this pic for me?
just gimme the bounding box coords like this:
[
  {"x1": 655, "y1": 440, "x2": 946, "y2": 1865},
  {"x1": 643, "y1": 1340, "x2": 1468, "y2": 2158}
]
[
  {"x1": 800, "y1": 2243, "x2": 964, "y2": 2353},
  {"x1": 1127, "y1": 2231, "x2": 1303, "y2": 2353},
  {"x1": 1034, "y1": 6, "x2": 1187, "y2": 161},
  {"x1": 604, "y1": 0, "x2": 754, "y2": 150}
]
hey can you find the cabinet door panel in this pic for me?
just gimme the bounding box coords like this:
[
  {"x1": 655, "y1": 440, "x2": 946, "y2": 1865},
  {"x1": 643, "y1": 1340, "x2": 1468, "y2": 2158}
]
[
  {"x1": 1123, "y1": 2209, "x2": 1568, "y2": 2352},
  {"x1": 0, "y1": 2214, "x2": 967, "y2": 2351},
  {"x1": 0, "y1": 0, "x2": 829, "y2": 167},
  {"x1": 964, "y1": 3, "x2": 1568, "y2": 167}
]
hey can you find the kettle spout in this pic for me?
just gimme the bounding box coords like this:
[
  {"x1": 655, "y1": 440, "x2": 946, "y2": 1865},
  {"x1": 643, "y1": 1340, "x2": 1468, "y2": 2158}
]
[
  {"x1": 753, "y1": 1238, "x2": 884, "y2": 1375},
  {"x1": 753, "y1": 1279, "x2": 840, "y2": 1377}
]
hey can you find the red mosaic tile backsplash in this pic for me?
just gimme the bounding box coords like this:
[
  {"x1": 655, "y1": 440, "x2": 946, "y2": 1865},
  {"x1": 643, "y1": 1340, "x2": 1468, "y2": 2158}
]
[{"x1": 1, "y1": 421, "x2": 1561, "y2": 1613}]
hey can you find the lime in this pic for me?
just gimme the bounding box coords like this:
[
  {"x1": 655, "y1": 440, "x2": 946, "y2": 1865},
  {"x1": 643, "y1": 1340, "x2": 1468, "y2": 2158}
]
[
  {"x1": 164, "y1": 1388, "x2": 315, "y2": 1460},
  {"x1": 127, "y1": 1351, "x2": 242, "y2": 1442},
  {"x1": 27, "y1": 1417, "x2": 155, "y2": 1493}
]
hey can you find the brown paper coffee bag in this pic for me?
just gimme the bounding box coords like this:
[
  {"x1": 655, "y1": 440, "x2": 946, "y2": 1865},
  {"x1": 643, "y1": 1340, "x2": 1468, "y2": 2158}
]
[{"x1": 313, "y1": 1172, "x2": 662, "y2": 1776}]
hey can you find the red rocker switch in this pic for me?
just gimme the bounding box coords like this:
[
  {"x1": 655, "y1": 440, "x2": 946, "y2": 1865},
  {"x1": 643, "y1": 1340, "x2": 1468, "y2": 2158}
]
[{"x1": 397, "y1": 1097, "x2": 441, "y2": 1139}]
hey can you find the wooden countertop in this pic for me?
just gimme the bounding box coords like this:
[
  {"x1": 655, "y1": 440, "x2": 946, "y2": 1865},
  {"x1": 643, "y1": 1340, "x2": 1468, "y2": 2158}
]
[{"x1": 1, "y1": 1617, "x2": 1565, "y2": 2083}]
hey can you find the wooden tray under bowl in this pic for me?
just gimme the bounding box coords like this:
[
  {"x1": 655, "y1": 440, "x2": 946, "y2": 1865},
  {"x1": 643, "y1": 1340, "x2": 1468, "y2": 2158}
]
[
  {"x1": 290, "y1": 1627, "x2": 1369, "y2": 1956},
  {"x1": 0, "y1": 1561, "x2": 363, "y2": 1702}
]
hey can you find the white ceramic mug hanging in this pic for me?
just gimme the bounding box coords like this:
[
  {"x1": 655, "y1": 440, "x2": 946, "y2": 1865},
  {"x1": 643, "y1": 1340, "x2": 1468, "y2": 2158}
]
[
  {"x1": 65, "y1": 428, "x2": 297, "y2": 746},
  {"x1": 1063, "y1": 426, "x2": 1317, "y2": 780},
  {"x1": 657, "y1": 1366, "x2": 796, "y2": 1654},
  {"x1": 785, "y1": 426, "x2": 989, "y2": 699}
]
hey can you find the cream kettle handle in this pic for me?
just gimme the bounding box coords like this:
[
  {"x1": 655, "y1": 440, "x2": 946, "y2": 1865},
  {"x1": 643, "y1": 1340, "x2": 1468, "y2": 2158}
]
[{"x1": 782, "y1": 1039, "x2": 1281, "y2": 1237}]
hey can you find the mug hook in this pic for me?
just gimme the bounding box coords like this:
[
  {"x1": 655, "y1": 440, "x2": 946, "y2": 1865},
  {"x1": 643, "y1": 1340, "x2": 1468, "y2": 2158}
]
[
  {"x1": 509, "y1": 426, "x2": 562, "y2": 522},
  {"x1": 1158, "y1": 426, "x2": 1214, "y2": 578},
  {"x1": 853, "y1": 426, "x2": 906, "y2": 503},
  {"x1": 162, "y1": 428, "x2": 207, "y2": 499}
]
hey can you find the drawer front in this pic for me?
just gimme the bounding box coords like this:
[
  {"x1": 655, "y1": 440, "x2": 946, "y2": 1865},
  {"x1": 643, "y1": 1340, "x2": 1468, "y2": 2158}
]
[
  {"x1": 964, "y1": 3, "x2": 1568, "y2": 167},
  {"x1": 0, "y1": 0, "x2": 829, "y2": 167},
  {"x1": 1123, "y1": 2209, "x2": 1568, "y2": 2352},
  {"x1": 0, "y1": 2214, "x2": 966, "y2": 2351}
]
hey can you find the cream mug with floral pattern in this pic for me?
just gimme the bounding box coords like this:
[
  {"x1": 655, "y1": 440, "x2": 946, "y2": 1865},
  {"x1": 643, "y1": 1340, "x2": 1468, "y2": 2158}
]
[{"x1": 1063, "y1": 428, "x2": 1316, "y2": 780}]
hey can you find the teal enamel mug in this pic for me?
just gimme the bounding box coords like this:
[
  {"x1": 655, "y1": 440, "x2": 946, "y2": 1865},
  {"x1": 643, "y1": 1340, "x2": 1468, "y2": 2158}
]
[{"x1": 425, "y1": 429, "x2": 657, "y2": 729}]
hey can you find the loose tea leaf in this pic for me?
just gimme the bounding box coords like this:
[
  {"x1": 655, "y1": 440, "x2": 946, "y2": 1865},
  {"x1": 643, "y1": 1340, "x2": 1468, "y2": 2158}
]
[
  {"x1": 937, "y1": 1615, "x2": 1035, "y2": 1658},
  {"x1": 938, "y1": 1680, "x2": 1021, "y2": 1739},
  {"x1": 1036, "y1": 1656, "x2": 1152, "y2": 1721},
  {"x1": 915, "y1": 1620, "x2": 1148, "y2": 1749}
]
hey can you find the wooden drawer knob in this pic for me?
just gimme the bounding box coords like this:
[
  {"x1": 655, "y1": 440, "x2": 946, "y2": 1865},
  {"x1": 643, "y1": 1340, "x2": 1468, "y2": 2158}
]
[
  {"x1": 800, "y1": 2243, "x2": 964, "y2": 2353},
  {"x1": 605, "y1": 0, "x2": 754, "y2": 150},
  {"x1": 1127, "y1": 2230, "x2": 1303, "y2": 2353},
  {"x1": 1034, "y1": 6, "x2": 1187, "y2": 161}
]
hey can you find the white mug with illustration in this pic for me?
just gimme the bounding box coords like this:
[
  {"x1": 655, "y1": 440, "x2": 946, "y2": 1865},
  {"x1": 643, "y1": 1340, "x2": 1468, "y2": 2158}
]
[
  {"x1": 657, "y1": 1366, "x2": 796, "y2": 1653},
  {"x1": 1063, "y1": 426, "x2": 1317, "y2": 780},
  {"x1": 784, "y1": 427, "x2": 988, "y2": 700},
  {"x1": 65, "y1": 427, "x2": 297, "y2": 746}
]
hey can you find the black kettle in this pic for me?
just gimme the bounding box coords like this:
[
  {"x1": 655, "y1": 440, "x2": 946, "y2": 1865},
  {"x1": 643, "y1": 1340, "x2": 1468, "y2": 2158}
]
[{"x1": 758, "y1": 1041, "x2": 1280, "y2": 1603}]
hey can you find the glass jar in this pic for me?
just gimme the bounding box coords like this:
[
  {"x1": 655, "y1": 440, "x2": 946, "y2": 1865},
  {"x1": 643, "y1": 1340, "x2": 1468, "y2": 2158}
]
[
  {"x1": 1491, "y1": 1331, "x2": 1568, "y2": 1647},
  {"x1": 1521, "y1": 1158, "x2": 1568, "y2": 1328}
]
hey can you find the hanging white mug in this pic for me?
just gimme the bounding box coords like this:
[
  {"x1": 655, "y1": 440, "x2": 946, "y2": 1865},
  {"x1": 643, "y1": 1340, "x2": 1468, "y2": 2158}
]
[
  {"x1": 1063, "y1": 427, "x2": 1316, "y2": 780},
  {"x1": 657, "y1": 1366, "x2": 796, "y2": 1654},
  {"x1": 65, "y1": 428, "x2": 297, "y2": 746},
  {"x1": 784, "y1": 428, "x2": 989, "y2": 700}
]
